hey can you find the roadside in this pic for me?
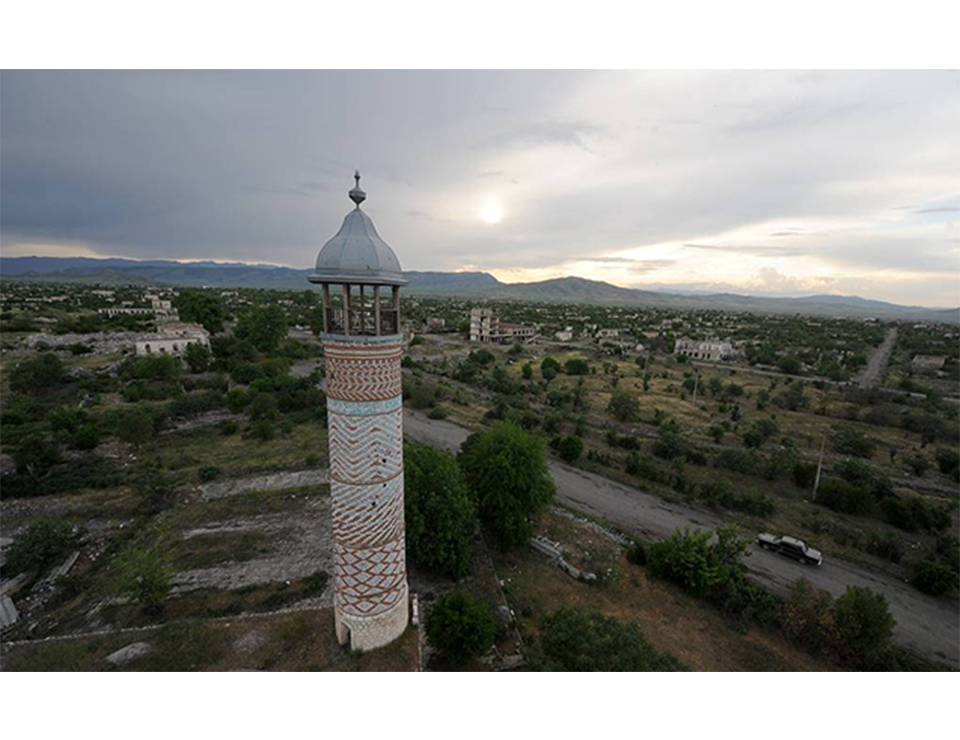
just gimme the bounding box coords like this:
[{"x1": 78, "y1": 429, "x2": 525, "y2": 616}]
[{"x1": 403, "y1": 408, "x2": 960, "y2": 668}]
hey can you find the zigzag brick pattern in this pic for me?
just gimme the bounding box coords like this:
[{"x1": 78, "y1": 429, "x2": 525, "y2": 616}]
[
  {"x1": 322, "y1": 336, "x2": 409, "y2": 650},
  {"x1": 324, "y1": 340, "x2": 402, "y2": 402},
  {"x1": 328, "y1": 407, "x2": 403, "y2": 485}
]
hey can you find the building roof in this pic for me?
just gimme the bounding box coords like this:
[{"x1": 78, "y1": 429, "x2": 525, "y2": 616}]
[{"x1": 309, "y1": 172, "x2": 406, "y2": 287}]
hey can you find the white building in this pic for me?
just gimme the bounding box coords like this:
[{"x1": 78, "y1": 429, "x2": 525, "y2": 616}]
[
  {"x1": 555, "y1": 327, "x2": 574, "y2": 342},
  {"x1": 135, "y1": 322, "x2": 210, "y2": 356},
  {"x1": 674, "y1": 337, "x2": 734, "y2": 362}
]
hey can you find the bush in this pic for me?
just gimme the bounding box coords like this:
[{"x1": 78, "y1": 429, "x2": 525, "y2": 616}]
[
  {"x1": 168, "y1": 390, "x2": 224, "y2": 418},
  {"x1": 935, "y1": 447, "x2": 960, "y2": 477},
  {"x1": 865, "y1": 532, "x2": 903, "y2": 564},
  {"x1": 231, "y1": 363, "x2": 264, "y2": 385},
  {"x1": 219, "y1": 419, "x2": 240, "y2": 436},
  {"x1": 118, "y1": 409, "x2": 154, "y2": 447},
  {"x1": 540, "y1": 357, "x2": 561, "y2": 376},
  {"x1": 779, "y1": 578, "x2": 838, "y2": 655},
  {"x1": 830, "y1": 427, "x2": 877, "y2": 459},
  {"x1": 557, "y1": 435, "x2": 583, "y2": 463},
  {"x1": 184, "y1": 343, "x2": 212, "y2": 373},
  {"x1": 252, "y1": 419, "x2": 275, "y2": 441},
  {"x1": 833, "y1": 586, "x2": 896, "y2": 668},
  {"x1": 531, "y1": 609, "x2": 684, "y2": 671},
  {"x1": 198, "y1": 466, "x2": 221, "y2": 482},
  {"x1": 912, "y1": 559, "x2": 958, "y2": 596},
  {"x1": 426, "y1": 591, "x2": 496, "y2": 665},
  {"x1": 607, "y1": 389, "x2": 640, "y2": 422},
  {"x1": 564, "y1": 358, "x2": 590, "y2": 376},
  {"x1": 10, "y1": 353, "x2": 64, "y2": 393},
  {"x1": 816, "y1": 478, "x2": 873, "y2": 516},
  {"x1": 426, "y1": 407, "x2": 448, "y2": 420},
  {"x1": 114, "y1": 548, "x2": 173, "y2": 615},
  {"x1": 459, "y1": 422, "x2": 556, "y2": 549},
  {"x1": 904, "y1": 453, "x2": 930, "y2": 478},
  {"x1": 72, "y1": 424, "x2": 100, "y2": 450},
  {"x1": 627, "y1": 541, "x2": 647, "y2": 565},
  {"x1": 714, "y1": 448, "x2": 758, "y2": 475},
  {"x1": 882, "y1": 494, "x2": 950, "y2": 533},
  {"x1": 3, "y1": 520, "x2": 83, "y2": 575},
  {"x1": 405, "y1": 443, "x2": 477, "y2": 580}
]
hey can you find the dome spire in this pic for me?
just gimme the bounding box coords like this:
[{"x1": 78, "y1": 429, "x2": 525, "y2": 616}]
[{"x1": 349, "y1": 169, "x2": 366, "y2": 208}]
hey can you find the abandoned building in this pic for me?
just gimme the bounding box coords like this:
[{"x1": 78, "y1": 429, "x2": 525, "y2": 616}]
[
  {"x1": 674, "y1": 336, "x2": 734, "y2": 362},
  {"x1": 469, "y1": 307, "x2": 536, "y2": 343}
]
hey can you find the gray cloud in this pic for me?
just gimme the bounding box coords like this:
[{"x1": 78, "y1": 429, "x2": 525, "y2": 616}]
[{"x1": 1, "y1": 70, "x2": 958, "y2": 306}]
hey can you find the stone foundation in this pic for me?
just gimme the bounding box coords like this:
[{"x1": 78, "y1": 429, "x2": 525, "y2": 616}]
[{"x1": 335, "y1": 587, "x2": 409, "y2": 651}]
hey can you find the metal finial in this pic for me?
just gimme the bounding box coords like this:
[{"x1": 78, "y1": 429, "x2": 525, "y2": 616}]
[{"x1": 349, "y1": 169, "x2": 366, "y2": 207}]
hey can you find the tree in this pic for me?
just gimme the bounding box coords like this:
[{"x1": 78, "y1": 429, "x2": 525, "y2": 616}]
[
  {"x1": 564, "y1": 358, "x2": 590, "y2": 375},
  {"x1": 174, "y1": 290, "x2": 226, "y2": 333},
  {"x1": 119, "y1": 409, "x2": 154, "y2": 447},
  {"x1": 114, "y1": 548, "x2": 173, "y2": 615},
  {"x1": 833, "y1": 586, "x2": 896, "y2": 666},
  {"x1": 459, "y1": 422, "x2": 556, "y2": 549},
  {"x1": 607, "y1": 389, "x2": 640, "y2": 422},
  {"x1": 73, "y1": 424, "x2": 100, "y2": 450},
  {"x1": 557, "y1": 435, "x2": 583, "y2": 463},
  {"x1": 10, "y1": 353, "x2": 64, "y2": 393},
  {"x1": 14, "y1": 436, "x2": 62, "y2": 478},
  {"x1": 425, "y1": 591, "x2": 496, "y2": 665},
  {"x1": 531, "y1": 609, "x2": 684, "y2": 671},
  {"x1": 541, "y1": 356, "x2": 560, "y2": 378},
  {"x1": 521, "y1": 362, "x2": 533, "y2": 380},
  {"x1": 4, "y1": 520, "x2": 83, "y2": 575},
  {"x1": 778, "y1": 354, "x2": 803, "y2": 375},
  {"x1": 184, "y1": 342, "x2": 212, "y2": 373},
  {"x1": 405, "y1": 443, "x2": 477, "y2": 580},
  {"x1": 236, "y1": 305, "x2": 288, "y2": 354}
]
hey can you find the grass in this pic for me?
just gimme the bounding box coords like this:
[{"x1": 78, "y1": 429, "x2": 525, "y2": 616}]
[{"x1": 498, "y1": 509, "x2": 834, "y2": 672}]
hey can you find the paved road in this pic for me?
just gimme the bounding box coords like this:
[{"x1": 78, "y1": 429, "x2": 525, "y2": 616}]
[
  {"x1": 403, "y1": 409, "x2": 960, "y2": 668},
  {"x1": 859, "y1": 327, "x2": 898, "y2": 389}
]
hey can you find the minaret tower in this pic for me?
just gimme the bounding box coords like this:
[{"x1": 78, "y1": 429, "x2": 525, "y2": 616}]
[{"x1": 309, "y1": 172, "x2": 409, "y2": 651}]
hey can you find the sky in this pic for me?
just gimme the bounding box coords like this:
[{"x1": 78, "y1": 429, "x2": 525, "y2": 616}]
[{"x1": 1, "y1": 70, "x2": 958, "y2": 307}]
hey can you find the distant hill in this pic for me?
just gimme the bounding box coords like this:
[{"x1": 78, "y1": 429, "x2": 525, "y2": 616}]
[{"x1": 2, "y1": 256, "x2": 956, "y2": 323}]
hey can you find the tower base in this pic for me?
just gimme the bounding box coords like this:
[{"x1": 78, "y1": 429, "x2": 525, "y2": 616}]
[{"x1": 335, "y1": 589, "x2": 409, "y2": 652}]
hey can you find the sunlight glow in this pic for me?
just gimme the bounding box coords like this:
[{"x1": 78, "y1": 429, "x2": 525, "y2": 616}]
[{"x1": 479, "y1": 200, "x2": 504, "y2": 224}]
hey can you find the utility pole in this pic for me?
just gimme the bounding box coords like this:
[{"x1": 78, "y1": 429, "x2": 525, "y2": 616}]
[
  {"x1": 813, "y1": 432, "x2": 827, "y2": 498},
  {"x1": 692, "y1": 371, "x2": 701, "y2": 406}
]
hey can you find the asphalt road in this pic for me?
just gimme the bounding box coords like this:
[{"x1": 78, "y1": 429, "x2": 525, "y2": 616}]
[
  {"x1": 403, "y1": 408, "x2": 960, "y2": 668},
  {"x1": 859, "y1": 327, "x2": 898, "y2": 389}
]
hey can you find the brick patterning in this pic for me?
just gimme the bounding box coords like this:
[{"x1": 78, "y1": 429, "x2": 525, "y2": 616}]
[{"x1": 323, "y1": 336, "x2": 409, "y2": 650}]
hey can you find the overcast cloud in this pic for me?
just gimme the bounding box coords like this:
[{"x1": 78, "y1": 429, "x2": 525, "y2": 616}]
[{"x1": 1, "y1": 70, "x2": 958, "y2": 306}]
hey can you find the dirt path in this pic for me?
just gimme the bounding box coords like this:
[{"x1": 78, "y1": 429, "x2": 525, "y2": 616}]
[
  {"x1": 402, "y1": 408, "x2": 960, "y2": 668},
  {"x1": 858, "y1": 327, "x2": 898, "y2": 389}
]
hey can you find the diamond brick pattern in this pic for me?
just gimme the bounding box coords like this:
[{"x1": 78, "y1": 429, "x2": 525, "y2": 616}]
[{"x1": 328, "y1": 407, "x2": 403, "y2": 485}]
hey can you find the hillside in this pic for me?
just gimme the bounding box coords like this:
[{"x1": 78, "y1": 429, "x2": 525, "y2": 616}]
[{"x1": 1, "y1": 256, "x2": 956, "y2": 323}]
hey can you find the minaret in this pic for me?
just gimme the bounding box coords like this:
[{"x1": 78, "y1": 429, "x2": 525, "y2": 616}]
[{"x1": 309, "y1": 172, "x2": 409, "y2": 651}]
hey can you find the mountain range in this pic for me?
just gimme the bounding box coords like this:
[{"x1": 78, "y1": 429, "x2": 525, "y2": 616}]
[{"x1": 1, "y1": 256, "x2": 957, "y2": 323}]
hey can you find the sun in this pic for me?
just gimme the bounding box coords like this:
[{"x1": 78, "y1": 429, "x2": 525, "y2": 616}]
[{"x1": 479, "y1": 200, "x2": 504, "y2": 224}]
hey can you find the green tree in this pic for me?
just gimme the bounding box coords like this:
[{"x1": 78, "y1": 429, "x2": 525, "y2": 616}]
[
  {"x1": 425, "y1": 591, "x2": 496, "y2": 665},
  {"x1": 174, "y1": 290, "x2": 226, "y2": 333},
  {"x1": 14, "y1": 436, "x2": 62, "y2": 478},
  {"x1": 521, "y1": 362, "x2": 533, "y2": 380},
  {"x1": 557, "y1": 434, "x2": 583, "y2": 463},
  {"x1": 607, "y1": 389, "x2": 640, "y2": 422},
  {"x1": 405, "y1": 443, "x2": 477, "y2": 580},
  {"x1": 114, "y1": 548, "x2": 173, "y2": 615},
  {"x1": 459, "y1": 422, "x2": 556, "y2": 549},
  {"x1": 119, "y1": 409, "x2": 154, "y2": 447},
  {"x1": 541, "y1": 356, "x2": 560, "y2": 378},
  {"x1": 4, "y1": 520, "x2": 83, "y2": 575},
  {"x1": 10, "y1": 353, "x2": 64, "y2": 393},
  {"x1": 73, "y1": 424, "x2": 101, "y2": 450},
  {"x1": 531, "y1": 609, "x2": 684, "y2": 671},
  {"x1": 564, "y1": 358, "x2": 590, "y2": 375},
  {"x1": 236, "y1": 305, "x2": 288, "y2": 354},
  {"x1": 184, "y1": 342, "x2": 212, "y2": 373},
  {"x1": 833, "y1": 586, "x2": 896, "y2": 667}
]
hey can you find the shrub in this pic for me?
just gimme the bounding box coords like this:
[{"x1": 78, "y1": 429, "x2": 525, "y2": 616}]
[
  {"x1": 935, "y1": 447, "x2": 960, "y2": 477},
  {"x1": 816, "y1": 478, "x2": 873, "y2": 516},
  {"x1": 607, "y1": 389, "x2": 640, "y2": 422},
  {"x1": 168, "y1": 390, "x2": 224, "y2": 418},
  {"x1": 830, "y1": 427, "x2": 877, "y2": 459},
  {"x1": 114, "y1": 548, "x2": 173, "y2": 615},
  {"x1": 540, "y1": 356, "x2": 561, "y2": 376},
  {"x1": 652, "y1": 421, "x2": 686, "y2": 460},
  {"x1": 184, "y1": 343, "x2": 212, "y2": 373},
  {"x1": 118, "y1": 409, "x2": 154, "y2": 447},
  {"x1": 779, "y1": 578, "x2": 838, "y2": 655},
  {"x1": 405, "y1": 443, "x2": 477, "y2": 580},
  {"x1": 627, "y1": 541, "x2": 647, "y2": 565},
  {"x1": 459, "y1": 422, "x2": 556, "y2": 549},
  {"x1": 833, "y1": 586, "x2": 896, "y2": 668},
  {"x1": 911, "y1": 559, "x2": 957, "y2": 596},
  {"x1": 426, "y1": 591, "x2": 496, "y2": 665},
  {"x1": 557, "y1": 435, "x2": 584, "y2": 463},
  {"x1": 564, "y1": 358, "x2": 590, "y2": 376},
  {"x1": 865, "y1": 532, "x2": 903, "y2": 564},
  {"x1": 3, "y1": 520, "x2": 83, "y2": 575},
  {"x1": 531, "y1": 609, "x2": 684, "y2": 671},
  {"x1": 226, "y1": 388, "x2": 251, "y2": 413},
  {"x1": 881, "y1": 494, "x2": 950, "y2": 533},
  {"x1": 247, "y1": 393, "x2": 279, "y2": 421},
  {"x1": 231, "y1": 363, "x2": 264, "y2": 385},
  {"x1": 219, "y1": 419, "x2": 240, "y2": 436},
  {"x1": 252, "y1": 419, "x2": 275, "y2": 441},
  {"x1": 198, "y1": 466, "x2": 221, "y2": 482},
  {"x1": 10, "y1": 353, "x2": 64, "y2": 393},
  {"x1": 904, "y1": 453, "x2": 930, "y2": 478},
  {"x1": 72, "y1": 424, "x2": 100, "y2": 450},
  {"x1": 714, "y1": 448, "x2": 758, "y2": 475},
  {"x1": 426, "y1": 407, "x2": 448, "y2": 420}
]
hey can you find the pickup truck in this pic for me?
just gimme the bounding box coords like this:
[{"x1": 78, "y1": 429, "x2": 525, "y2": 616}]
[{"x1": 756, "y1": 534, "x2": 823, "y2": 566}]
